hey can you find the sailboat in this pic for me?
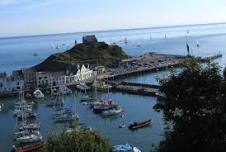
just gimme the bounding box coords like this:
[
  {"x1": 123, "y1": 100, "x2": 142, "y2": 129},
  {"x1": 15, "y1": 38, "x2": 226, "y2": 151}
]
[{"x1": 14, "y1": 87, "x2": 42, "y2": 144}]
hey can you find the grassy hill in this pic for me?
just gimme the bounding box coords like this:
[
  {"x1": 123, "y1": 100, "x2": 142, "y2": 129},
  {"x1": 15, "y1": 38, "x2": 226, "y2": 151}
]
[{"x1": 32, "y1": 41, "x2": 128, "y2": 72}]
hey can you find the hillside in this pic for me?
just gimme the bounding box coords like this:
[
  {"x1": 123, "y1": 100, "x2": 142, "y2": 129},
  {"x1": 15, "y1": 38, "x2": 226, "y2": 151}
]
[{"x1": 32, "y1": 41, "x2": 128, "y2": 72}]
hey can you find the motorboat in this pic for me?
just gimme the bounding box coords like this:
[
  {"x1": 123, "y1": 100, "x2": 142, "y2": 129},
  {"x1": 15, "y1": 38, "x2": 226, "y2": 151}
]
[
  {"x1": 76, "y1": 83, "x2": 91, "y2": 91},
  {"x1": 15, "y1": 133, "x2": 42, "y2": 144},
  {"x1": 33, "y1": 89, "x2": 44, "y2": 99},
  {"x1": 128, "y1": 119, "x2": 151, "y2": 130},
  {"x1": 102, "y1": 106, "x2": 123, "y2": 116},
  {"x1": 92, "y1": 99, "x2": 116, "y2": 113},
  {"x1": 112, "y1": 143, "x2": 141, "y2": 152}
]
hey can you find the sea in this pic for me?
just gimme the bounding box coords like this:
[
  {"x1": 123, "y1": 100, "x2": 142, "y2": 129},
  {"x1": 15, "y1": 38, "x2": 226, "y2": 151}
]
[{"x1": 1, "y1": 23, "x2": 226, "y2": 152}]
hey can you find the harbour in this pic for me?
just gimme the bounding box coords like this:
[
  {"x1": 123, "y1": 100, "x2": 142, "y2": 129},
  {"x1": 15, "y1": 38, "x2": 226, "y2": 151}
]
[{"x1": 1, "y1": 23, "x2": 226, "y2": 152}]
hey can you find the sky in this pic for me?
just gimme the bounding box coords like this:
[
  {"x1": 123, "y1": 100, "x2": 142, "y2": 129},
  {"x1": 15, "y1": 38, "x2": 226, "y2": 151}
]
[{"x1": 0, "y1": 0, "x2": 226, "y2": 37}]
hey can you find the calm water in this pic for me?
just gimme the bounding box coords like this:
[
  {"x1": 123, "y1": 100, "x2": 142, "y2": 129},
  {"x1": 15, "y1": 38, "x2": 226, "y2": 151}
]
[{"x1": 1, "y1": 23, "x2": 226, "y2": 152}]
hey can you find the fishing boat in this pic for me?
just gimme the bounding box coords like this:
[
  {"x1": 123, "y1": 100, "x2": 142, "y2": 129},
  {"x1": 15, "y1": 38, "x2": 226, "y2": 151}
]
[
  {"x1": 33, "y1": 89, "x2": 44, "y2": 99},
  {"x1": 13, "y1": 141, "x2": 46, "y2": 152},
  {"x1": 128, "y1": 119, "x2": 152, "y2": 130},
  {"x1": 112, "y1": 143, "x2": 141, "y2": 152},
  {"x1": 102, "y1": 106, "x2": 123, "y2": 116}
]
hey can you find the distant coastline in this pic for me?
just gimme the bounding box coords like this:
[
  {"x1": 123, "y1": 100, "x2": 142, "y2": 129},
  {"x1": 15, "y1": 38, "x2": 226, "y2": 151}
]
[{"x1": 0, "y1": 21, "x2": 226, "y2": 40}]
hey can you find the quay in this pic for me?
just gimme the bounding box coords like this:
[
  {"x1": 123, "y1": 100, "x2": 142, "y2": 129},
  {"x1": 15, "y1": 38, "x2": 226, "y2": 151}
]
[
  {"x1": 97, "y1": 52, "x2": 223, "y2": 80},
  {"x1": 107, "y1": 81, "x2": 161, "y2": 96}
]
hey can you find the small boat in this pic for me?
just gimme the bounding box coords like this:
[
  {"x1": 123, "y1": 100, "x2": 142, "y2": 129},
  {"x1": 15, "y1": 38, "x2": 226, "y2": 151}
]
[
  {"x1": 33, "y1": 89, "x2": 44, "y2": 99},
  {"x1": 13, "y1": 141, "x2": 46, "y2": 152},
  {"x1": 128, "y1": 119, "x2": 151, "y2": 130},
  {"x1": 118, "y1": 123, "x2": 126, "y2": 128},
  {"x1": 112, "y1": 143, "x2": 141, "y2": 152},
  {"x1": 76, "y1": 83, "x2": 91, "y2": 91},
  {"x1": 102, "y1": 106, "x2": 123, "y2": 116}
]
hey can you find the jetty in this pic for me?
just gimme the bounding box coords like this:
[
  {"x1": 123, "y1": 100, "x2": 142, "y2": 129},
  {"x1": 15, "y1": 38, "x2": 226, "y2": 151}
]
[
  {"x1": 108, "y1": 81, "x2": 161, "y2": 96},
  {"x1": 97, "y1": 52, "x2": 222, "y2": 80}
]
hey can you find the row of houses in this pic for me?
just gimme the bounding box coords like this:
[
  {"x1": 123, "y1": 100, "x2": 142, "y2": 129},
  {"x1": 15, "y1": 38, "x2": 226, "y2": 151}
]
[{"x1": 0, "y1": 64, "x2": 94, "y2": 94}]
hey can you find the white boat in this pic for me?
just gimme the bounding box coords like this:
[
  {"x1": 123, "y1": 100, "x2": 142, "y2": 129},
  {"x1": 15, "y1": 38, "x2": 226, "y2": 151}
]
[
  {"x1": 112, "y1": 143, "x2": 141, "y2": 152},
  {"x1": 76, "y1": 83, "x2": 91, "y2": 91},
  {"x1": 33, "y1": 89, "x2": 44, "y2": 98},
  {"x1": 16, "y1": 133, "x2": 42, "y2": 143},
  {"x1": 102, "y1": 106, "x2": 123, "y2": 116}
]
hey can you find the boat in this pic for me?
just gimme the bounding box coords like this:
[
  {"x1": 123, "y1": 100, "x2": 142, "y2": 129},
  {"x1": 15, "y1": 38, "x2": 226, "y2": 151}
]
[
  {"x1": 19, "y1": 122, "x2": 40, "y2": 131},
  {"x1": 15, "y1": 133, "x2": 42, "y2": 143},
  {"x1": 13, "y1": 141, "x2": 46, "y2": 152},
  {"x1": 33, "y1": 89, "x2": 44, "y2": 99},
  {"x1": 128, "y1": 119, "x2": 151, "y2": 130},
  {"x1": 54, "y1": 113, "x2": 79, "y2": 122},
  {"x1": 14, "y1": 130, "x2": 40, "y2": 139},
  {"x1": 102, "y1": 106, "x2": 123, "y2": 116},
  {"x1": 76, "y1": 83, "x2": 91, "y2": 91},
  {"x1": 16, "y1": 111, "x2": 37, "y2": 121},
  {"x1": 93, "y1": 103, "x2": 116, "y2": 114},
  {"x1": 53, "y1": 108, "x2": 73, "y2": 117},
  {"x1": 112, "y1": 143, "x2": 141, "y2": 152},
  {"x1": 118, "y1": 123, "x2": 126, "y2": 128}
]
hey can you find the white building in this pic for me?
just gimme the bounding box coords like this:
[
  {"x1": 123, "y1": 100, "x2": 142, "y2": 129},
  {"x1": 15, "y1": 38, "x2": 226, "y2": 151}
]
[{"x1": 65, "y1": 65, "x2": 94, "y2": 86}]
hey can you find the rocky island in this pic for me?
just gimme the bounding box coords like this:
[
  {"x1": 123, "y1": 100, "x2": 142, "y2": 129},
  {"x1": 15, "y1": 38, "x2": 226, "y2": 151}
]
[{"x1": 33, "y1": 35, "x2": 128, "y2": 72}]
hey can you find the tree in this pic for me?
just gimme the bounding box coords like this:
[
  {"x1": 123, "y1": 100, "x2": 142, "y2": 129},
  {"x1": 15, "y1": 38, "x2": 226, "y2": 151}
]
[
  {"x1": 155, "y1": 58, "x2": 226, "y2": 152},
  {"x1": 44, "y1": 128, "x2": 112, "y2": 152}
]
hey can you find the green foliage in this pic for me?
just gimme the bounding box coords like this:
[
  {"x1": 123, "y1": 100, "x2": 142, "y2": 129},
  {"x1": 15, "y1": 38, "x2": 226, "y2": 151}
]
[
  {"x1": 156, "y1": 58, "x2": 226, "y2": 152},
  {"x1": 44, "y1": 128, "x2": 112, "y2": 152},
  {"x1": 33, "y1": 41, "x2": 128, "y2": 72}
]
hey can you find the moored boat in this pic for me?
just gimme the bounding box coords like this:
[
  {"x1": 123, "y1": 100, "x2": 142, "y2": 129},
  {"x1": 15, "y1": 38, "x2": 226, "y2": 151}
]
[
  {"x1": 14, "y1": 141, "x2": 46, "y2": 152},
  {"x1": 128, "y1": 119, "x2": 151, "y2": 130},
  {"x1": 102, "y1": 106, "x2": 123, "y2": 116},
  {"x1": 112, "y1": 143, "x2": 141, "y2": 152},
  {"x1": 33, "y1": 89, "x2": 44, "y2": 99}
]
